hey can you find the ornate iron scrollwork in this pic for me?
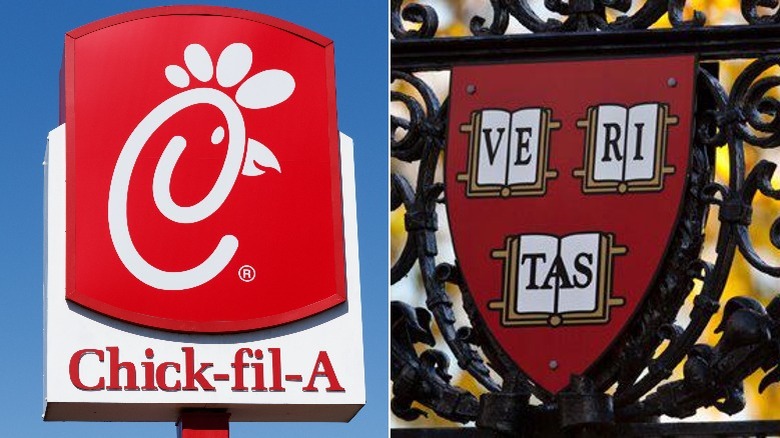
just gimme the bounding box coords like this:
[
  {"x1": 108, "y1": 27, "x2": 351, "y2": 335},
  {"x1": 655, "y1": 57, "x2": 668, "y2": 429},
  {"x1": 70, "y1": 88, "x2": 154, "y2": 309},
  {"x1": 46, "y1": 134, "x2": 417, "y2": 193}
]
[
  {"x1": 391, "y1": 0, "x2": 709, "y2": 37},
  {"x1": 391, "y1": 1, "x2": 780, "y2": 435}
]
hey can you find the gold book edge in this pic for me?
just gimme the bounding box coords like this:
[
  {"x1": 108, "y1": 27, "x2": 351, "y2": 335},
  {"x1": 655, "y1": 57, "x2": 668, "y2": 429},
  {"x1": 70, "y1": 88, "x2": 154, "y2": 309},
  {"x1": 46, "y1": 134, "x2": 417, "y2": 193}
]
[
  {"x1": 491, "y1": 249, "x2": 509, "y2": 259},
  {"x1": 487, "y1": 301, "x2": 504, "y2": 310}
]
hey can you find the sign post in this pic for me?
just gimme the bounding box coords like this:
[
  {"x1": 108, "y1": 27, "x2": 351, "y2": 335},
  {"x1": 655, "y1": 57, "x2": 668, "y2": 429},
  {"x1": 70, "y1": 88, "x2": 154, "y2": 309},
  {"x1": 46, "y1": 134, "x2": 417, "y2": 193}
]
[
  {"x1": 45, "y1": 5, "x2": 364, "y2": 430},
  {"x1": 177, "y1": 412, "x2": 230, "y2": 438}
]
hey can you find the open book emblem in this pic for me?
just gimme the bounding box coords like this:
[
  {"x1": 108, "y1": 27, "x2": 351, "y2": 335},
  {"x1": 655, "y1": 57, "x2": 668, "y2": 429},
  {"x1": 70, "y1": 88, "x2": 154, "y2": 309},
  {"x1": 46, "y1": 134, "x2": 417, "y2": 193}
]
[
  {"x1": 489, "y1": 232, "x2": 627, "y2": 327},
  {"x1": 445, "y1": 55, "x2": 696, "y2": 394},
  {"x1": 457, "y1": 108, "x2": 560, "y2": 198},
  {"x1": 573, "y1": 103, "x2": 678, "y2": 194}
]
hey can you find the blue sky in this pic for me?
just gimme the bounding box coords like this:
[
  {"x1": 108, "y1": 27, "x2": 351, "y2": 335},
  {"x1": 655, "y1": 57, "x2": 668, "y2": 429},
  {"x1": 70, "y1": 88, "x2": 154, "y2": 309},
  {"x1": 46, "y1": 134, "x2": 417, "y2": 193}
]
[{"x1": 0, "y1": 1, "x2": 387, "y2": 436}]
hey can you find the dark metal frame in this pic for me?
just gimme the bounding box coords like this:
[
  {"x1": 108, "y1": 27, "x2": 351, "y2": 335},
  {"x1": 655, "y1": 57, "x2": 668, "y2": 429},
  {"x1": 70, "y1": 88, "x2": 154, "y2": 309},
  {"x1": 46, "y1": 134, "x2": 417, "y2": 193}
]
[{"x1": 391, "y1": 0, "x2": 780, "y2": 436}]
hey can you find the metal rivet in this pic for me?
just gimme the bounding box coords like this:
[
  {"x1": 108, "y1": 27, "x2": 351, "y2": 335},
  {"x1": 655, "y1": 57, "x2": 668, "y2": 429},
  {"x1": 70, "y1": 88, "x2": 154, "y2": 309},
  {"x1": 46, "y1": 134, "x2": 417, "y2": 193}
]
[
  {"x1": 549, "y1": 360, "x2": 559, "y2": 370},
  {"x1": 466, "y1": 84, "x2": 476, "y2": 95},
  {"x1": 667, "y1": 77, "x2": 678, "y2": 87}
]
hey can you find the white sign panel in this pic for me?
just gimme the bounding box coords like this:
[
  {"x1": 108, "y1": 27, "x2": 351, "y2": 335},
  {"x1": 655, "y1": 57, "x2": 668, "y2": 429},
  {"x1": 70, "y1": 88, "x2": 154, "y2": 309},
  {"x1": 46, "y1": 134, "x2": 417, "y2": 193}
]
[{"x1": 44, "y1": 125, "x2": 365, "y2": 421}]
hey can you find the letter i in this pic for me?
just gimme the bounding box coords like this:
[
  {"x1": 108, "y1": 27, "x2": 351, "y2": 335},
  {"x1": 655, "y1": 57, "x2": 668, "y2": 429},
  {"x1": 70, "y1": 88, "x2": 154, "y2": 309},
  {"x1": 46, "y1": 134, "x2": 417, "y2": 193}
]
[
  {"x1": 252, "y1": 349, "x2": 267, "y2": 391},
  {"x1": 141, "y1": 348, "x2": 157, "y2": 391},
  {"x1": 268, "y1": 348, "x2": 285, "y2": 392}
]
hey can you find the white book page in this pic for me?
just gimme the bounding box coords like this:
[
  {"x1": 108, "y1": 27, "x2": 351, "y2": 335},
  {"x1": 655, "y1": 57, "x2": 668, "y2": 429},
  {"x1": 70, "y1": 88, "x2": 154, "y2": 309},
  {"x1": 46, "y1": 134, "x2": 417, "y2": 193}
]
[
  {"x1": 506, "y1": 108, "x2": 541, "y2": 185},
  {"x1": 557, "y1": 233, "x2": 600, "y2": 313},
  {"x1": 624, "y1": 103, "x2": 659, "y2": 181},
  {"x1": 593, "y1": 105, "x2": 627, "y2": 182},
  {"x1": 476, "y1": 110, "x2": 511, "y2": 186},
  {"x1": 516, "y1": 235, "x2": 558, "y2": 314}
]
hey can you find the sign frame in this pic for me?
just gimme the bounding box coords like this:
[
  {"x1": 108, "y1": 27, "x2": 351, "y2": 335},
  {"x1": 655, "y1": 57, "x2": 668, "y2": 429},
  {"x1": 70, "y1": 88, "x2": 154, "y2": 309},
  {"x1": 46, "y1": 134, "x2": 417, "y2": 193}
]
[{"x1": 45, "y1": 5, "x2": 365, "y2": 422}]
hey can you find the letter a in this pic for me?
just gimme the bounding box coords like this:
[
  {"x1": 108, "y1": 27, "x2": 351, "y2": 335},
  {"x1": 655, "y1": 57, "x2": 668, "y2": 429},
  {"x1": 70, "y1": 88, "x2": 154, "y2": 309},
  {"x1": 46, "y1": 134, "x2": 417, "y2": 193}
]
[{"x1": 302, "y1": 351, "x2": 345, "y2": 392}]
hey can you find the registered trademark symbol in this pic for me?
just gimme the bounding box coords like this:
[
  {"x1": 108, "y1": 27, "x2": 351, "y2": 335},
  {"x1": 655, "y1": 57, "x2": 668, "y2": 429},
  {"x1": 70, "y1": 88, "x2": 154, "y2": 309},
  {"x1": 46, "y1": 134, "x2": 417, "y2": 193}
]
[{"x1": 238, "y1": 265, "x2": 256, "y2": 282}]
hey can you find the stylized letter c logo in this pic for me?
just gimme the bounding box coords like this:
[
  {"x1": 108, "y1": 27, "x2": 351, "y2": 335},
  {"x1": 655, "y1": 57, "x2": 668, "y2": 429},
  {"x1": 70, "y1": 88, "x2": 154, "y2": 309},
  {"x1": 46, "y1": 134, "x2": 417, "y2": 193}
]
[{"x1": 108, "y1": 88, "x2": 245, "y2": 290}]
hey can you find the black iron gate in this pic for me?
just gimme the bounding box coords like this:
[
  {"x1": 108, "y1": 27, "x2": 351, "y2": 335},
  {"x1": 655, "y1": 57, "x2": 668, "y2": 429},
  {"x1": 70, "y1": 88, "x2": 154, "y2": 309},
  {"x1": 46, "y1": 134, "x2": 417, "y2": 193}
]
[{"x1": 391, "y1": 0, "x2": 780, "y2": 436}]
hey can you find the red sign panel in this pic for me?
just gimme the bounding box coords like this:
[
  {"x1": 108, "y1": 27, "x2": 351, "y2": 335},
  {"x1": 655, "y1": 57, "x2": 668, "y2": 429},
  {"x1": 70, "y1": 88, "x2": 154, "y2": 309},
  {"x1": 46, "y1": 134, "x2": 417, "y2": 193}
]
[
  {"x1": 64, "y1": 6, "x2": 345, "y2": 333},
  {"x1": 446, "y1": 56, "x2": 695, "y2": 394}
]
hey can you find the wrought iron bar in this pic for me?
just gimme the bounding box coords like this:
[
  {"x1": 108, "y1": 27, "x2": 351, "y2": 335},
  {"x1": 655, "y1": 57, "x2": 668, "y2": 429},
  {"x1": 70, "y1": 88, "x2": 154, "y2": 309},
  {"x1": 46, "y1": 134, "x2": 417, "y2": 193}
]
[
  {"x1": 392, "y1": 420, "x2": 780, "y2": 437},
  {"x1": 393, "y1": 26, "x2": 780, "y2": 71}
]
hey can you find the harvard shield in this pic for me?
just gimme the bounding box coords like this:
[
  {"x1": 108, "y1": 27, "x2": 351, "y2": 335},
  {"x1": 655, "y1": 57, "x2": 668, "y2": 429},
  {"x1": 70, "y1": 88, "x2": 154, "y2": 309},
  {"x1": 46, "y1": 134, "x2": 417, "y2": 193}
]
[{"x1": 445, "y1": 56, "x2": 696, "y2": 394}]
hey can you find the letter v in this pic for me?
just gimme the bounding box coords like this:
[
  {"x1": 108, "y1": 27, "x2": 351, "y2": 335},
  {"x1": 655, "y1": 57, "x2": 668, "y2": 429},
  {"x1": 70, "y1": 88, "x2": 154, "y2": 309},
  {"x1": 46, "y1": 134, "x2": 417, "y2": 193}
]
[{"x1": 483, "y1": 128, "x2": 505, "y2": 165}]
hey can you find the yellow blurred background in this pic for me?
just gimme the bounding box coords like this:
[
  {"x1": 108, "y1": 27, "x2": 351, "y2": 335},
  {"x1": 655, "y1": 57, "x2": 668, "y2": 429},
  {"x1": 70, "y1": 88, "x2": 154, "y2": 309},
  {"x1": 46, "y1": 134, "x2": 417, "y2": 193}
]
[{"x1": 391, "y1": 0, "x2": 780, "y2": 428}]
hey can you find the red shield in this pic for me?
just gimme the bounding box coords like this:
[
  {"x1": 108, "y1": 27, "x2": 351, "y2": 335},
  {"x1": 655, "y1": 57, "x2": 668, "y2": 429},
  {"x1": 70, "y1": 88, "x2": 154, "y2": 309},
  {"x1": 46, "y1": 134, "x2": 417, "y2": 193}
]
[
  {"x1": 64, "y1": 6, "x2": 345, "y2": 333},
  {"x1": 446, "y1": 56, "x2": 695, "y2": 394}
]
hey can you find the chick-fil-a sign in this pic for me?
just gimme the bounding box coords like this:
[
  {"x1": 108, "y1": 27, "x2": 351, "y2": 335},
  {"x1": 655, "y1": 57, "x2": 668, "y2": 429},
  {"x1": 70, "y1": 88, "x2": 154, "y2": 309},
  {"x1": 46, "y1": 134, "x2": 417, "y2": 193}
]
[{"x1": 63, "y1": 6, "x2": 346, "y2": 332}]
